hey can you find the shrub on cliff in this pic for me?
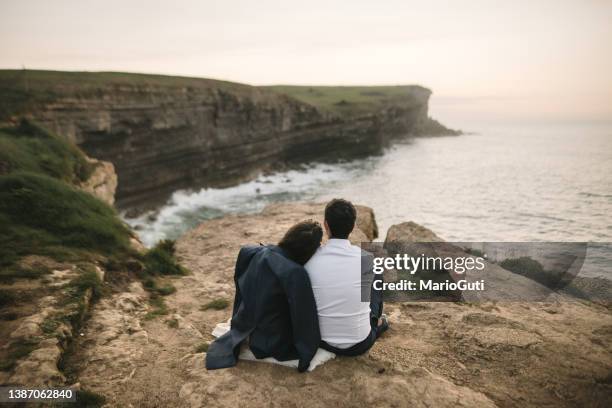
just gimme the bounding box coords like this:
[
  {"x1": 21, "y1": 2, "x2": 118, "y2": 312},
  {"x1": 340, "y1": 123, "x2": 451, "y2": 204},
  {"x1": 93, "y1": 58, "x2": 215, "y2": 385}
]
[
  {"x1": 0, "y1": 119, "x2": 94, "y2": 183},
  {"x1": 0, "y1": 172, "x2": 132, "y2": 268},
  {"x1": 143, "y1": 239, "x2": 187, "y2": 276}
]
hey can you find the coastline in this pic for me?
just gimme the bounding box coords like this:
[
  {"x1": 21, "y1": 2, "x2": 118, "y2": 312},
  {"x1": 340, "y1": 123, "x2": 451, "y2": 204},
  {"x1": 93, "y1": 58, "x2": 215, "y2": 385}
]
[
  {"x1": 1, "y1": 74, "x2": 609, "y2": 407},
  {"x1": 0, "y1": 70, "x2": 459, "y2": 214}
]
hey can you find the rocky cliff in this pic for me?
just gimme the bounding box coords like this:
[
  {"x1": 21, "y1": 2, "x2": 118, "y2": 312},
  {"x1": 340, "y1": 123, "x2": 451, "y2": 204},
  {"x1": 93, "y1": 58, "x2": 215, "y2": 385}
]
[
  {"x1": 0, "y1": 70, "x2": 455, "y2": 211},
  {"x1": 77, "y1": 157, "x2": 118, "y2": 206},
  {"x1": 53, "y1": 202, "x2": 611, "y2": 407}
]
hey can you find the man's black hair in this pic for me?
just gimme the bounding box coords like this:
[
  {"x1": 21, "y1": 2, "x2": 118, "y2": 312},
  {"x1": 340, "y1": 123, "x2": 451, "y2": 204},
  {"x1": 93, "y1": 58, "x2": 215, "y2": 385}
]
[
  {"x1": 278, "y1": 220, "x2": 323, "y2": 265},
  {"x1": 324, "y1": 198, "x2": 356, "y2": 239}
]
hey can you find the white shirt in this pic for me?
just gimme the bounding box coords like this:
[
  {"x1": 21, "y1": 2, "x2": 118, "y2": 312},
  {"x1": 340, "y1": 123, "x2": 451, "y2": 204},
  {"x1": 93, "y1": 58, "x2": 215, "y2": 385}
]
[{"x1": 305, "y1": 239, "x2": 372, "y2": 349}]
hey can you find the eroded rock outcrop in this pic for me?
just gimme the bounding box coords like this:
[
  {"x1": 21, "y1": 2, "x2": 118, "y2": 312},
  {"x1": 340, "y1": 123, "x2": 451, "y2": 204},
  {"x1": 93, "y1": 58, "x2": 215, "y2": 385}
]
[{"x1": 78, "y1": 157, "x2": 117, "y2": 205}]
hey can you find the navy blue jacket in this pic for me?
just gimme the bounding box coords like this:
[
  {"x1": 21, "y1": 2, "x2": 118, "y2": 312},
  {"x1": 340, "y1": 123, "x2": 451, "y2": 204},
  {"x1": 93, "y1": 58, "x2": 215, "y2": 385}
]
[{"x1": 206, "y1": 245, "x2": 320, "y2": 372}]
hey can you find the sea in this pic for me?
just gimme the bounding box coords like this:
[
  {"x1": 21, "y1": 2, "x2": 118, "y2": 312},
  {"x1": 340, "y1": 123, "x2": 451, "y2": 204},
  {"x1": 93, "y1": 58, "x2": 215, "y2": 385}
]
[{"x1": 123, "y1": 121, "x2": 612, "y2": 280}]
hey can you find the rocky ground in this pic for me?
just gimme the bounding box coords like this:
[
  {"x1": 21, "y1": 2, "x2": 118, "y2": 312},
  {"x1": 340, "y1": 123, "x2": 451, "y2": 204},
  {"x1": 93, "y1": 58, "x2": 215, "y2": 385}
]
[
  {"x1": 0, "y1": 154, "x2": 122, "y2": 388},
  {"x1": 0, "y1": 258, "x2": 105, "y2": 386},
  {"x1": 58, "y1": 203, "x2": 611, "y2": 407}
]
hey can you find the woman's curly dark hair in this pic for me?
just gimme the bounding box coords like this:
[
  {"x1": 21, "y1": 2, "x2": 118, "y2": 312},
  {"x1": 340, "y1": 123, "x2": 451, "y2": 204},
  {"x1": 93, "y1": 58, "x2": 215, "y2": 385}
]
[{"x1": 278, "y1": 220, "x2": 323, "y2": 265}]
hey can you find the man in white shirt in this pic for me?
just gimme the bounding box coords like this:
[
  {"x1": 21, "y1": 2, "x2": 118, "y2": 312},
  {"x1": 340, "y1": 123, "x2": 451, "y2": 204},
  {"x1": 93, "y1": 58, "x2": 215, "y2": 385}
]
[{"x1": 305, "y1": 199, "x2": 388, "y2": 356}]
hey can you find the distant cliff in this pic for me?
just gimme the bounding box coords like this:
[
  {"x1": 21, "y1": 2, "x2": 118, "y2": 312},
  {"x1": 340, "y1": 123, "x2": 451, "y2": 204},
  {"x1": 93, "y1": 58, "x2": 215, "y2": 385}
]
[{"x1": 0, "y1": 70, "x2": 458, "y2": 210}]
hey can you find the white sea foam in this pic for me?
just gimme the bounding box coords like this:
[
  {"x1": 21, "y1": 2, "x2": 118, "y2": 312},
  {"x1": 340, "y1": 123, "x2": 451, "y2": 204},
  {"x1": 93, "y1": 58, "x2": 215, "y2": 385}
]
[{"x1": 122, "y1": 159, "x2": 377, "y2": 247}]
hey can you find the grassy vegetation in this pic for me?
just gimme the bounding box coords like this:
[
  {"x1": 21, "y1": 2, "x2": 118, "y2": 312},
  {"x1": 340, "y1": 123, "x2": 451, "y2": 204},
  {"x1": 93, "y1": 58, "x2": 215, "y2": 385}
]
[
  {"x1": 143, "y1": 276, "x2": 176, "y2": 296},
  {"x1": 195, "y1": 342, "x2": 209, "y2": 353},
  {"x1": 144, "y1": 295, "x2": 169, "y2": 320},
  {"x1": 0, "y1": 263, "x2": 50, "y2": 283},
  {"x1": 0, "y1": 340, "x2": 39, "y2": 371},
  {"x1": 153, "y1": 283, "x2": 176, "y2": 296},
  {"x1": 0, "y1": 117, "x2": 189, "y2": 383},
  {"x1": 200, "y1": 298, "x2": 229, "y2": 311},
  {"x1": 137, "y1": 239, "x2": 186, "y2": 319},
  {"x1": 264, "y1": 85, "x2": 429, "y2": 117},
  {"x1": 0, "y1": 289, "x2": 17, "y2": 306},
  {"x1": 0, "y1": 120, "x2": 94, "y2": 183},
  {"x1": 0, "y1": 171, "x2": 132, "y2": 269},
  {"x1": 0, "y1": 70, "x2": 431, "y2": 122},
  {"x1": 166, "y1": 318, "x2": 179, "y2": 328},
  {"x1": 0, "y1": 69, "x2": 259, "y2": 121},
  {"x1": 0, "y1": 74, "x2": 57, "y2": 123},
  {"x1": 41, "y1": 317, "x2": 61, "y2": 335},
  {"x1": 143, "y1": 239, "x2": 186, "y2": 276},
  {"x1": 41, "y1": 265, "x2": 105, "y2": 330},
  {"x1": 65, "y1": 265, "x2": 104, "y2": 301}
]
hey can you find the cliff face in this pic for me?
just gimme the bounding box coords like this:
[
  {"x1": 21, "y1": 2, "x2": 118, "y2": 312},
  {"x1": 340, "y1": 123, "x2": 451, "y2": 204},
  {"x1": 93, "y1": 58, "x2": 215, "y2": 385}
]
[{"x1": 0, "y1": 71, "x2": 443, "y2": 210}]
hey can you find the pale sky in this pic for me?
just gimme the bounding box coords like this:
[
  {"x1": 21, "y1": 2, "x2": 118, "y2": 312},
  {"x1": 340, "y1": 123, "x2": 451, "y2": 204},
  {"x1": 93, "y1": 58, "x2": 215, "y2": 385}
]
[{"x1": 1, "y1": 0, "x2": 611, "y2": 124}]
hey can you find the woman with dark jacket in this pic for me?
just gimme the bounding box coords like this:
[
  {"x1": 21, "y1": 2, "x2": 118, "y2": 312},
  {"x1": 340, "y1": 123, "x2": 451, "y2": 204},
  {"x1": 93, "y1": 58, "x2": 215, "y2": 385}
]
[{"x1": 206, "y1": 220, "x2": 323, "y2": 372}]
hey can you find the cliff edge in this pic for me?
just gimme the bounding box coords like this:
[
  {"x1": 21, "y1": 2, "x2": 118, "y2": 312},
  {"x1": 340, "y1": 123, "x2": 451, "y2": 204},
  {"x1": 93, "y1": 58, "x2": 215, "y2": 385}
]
[
  {"x1": 0, "y1": 121, "x2": 135, "y2": 388},
  {"x1": 56, "y1": 202, "x2": 611, "y2": 407},
  {"x1": 0, "y1": 70, "x2": 458, "y2": 211}
]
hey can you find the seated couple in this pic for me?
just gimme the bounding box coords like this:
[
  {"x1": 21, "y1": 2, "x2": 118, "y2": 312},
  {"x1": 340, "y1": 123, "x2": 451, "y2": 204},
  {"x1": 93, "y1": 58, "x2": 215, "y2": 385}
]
[{"x1": 206, "y1": 199, "x2": 388, "y2": 372}]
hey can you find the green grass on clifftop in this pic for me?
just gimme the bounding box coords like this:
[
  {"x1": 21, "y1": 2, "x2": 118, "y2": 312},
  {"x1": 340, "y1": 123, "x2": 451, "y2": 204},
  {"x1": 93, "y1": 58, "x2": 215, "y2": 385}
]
[
  {"x1": 0, "y1": 69, "x2": 433, "y2": 121},
  {"x1": 264, "y1": 85, "x2": 430, "y2": 117},
  {"x1": 0, "y1": 120, "x2": 94, "y2": 183},
  {"x1": 0, "y1": 120, "x2": 133, "y2": 281},
  {"x1": 0, "y1": 69, "x2": 263, "y2": 121},
  {"x1": 0, "y1": 172, "x2": 132, "y2": 269}
]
